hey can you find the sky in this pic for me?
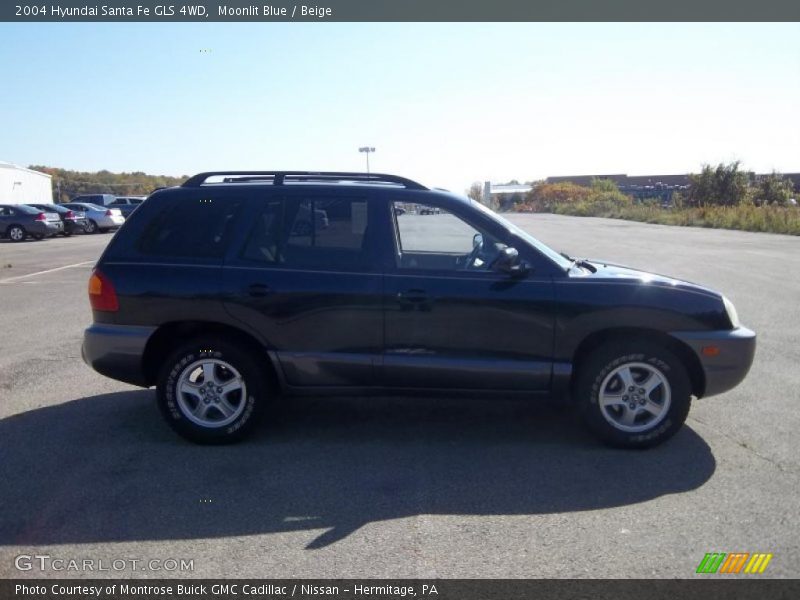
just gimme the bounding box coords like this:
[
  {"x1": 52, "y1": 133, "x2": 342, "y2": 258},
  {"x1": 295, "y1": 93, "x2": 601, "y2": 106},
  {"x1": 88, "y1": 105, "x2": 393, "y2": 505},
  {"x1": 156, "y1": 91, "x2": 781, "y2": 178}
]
[{"x1": 1, "y1": 22, "x2": 798, "y2": 193}]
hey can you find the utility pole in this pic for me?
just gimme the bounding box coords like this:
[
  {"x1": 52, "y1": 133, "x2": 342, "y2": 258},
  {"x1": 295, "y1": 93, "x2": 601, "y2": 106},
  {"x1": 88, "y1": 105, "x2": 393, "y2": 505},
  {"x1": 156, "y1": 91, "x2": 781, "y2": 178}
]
[{"x1": 358, "y1": 147, "x2": 376, "y2": 174}]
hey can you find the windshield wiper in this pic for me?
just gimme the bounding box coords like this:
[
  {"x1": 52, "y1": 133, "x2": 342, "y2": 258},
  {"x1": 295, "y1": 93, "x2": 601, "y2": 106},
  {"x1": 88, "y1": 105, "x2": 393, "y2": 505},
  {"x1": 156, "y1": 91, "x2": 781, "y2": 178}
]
[{"x1": 560, "y1": 252, "x2": 597, "y2": 273}]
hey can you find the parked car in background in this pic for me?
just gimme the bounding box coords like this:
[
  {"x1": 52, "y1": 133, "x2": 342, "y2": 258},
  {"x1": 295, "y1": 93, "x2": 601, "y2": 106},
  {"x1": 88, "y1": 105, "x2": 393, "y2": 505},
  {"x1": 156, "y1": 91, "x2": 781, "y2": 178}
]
[
  {"x1": 71, "y1": 194, "x2": 117, "y2": 207},
  {"x1": 107, "y1": 196, "x2": 146, "y2": 218},
  {"x1": 61, "y1": 202, "x2": 125, "y2": 233},
  {"x1": 0, "y1": 204, "x2": 63, "y2": 241},
  {"x1": 26, "y1": 203, "x2": 88, "y2": 236}
]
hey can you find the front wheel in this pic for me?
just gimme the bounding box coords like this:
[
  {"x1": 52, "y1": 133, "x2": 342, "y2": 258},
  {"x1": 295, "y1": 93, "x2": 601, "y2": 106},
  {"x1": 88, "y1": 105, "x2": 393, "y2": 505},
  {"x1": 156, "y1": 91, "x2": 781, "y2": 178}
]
[
  {"x1": 575, "y1": 340, "x2": 692, "y2": 449},
  {"x1": 157, "y1": 338, "x2": 269, "y2": 444}
]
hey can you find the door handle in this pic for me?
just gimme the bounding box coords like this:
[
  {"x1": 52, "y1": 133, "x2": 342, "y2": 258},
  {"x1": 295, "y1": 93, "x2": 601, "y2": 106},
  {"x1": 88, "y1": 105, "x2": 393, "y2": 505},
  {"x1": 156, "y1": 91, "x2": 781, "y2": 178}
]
[
  {"x1": 397, "y1": 289, "x2": 429, "y2": 304},
  {"x1": 247, "y1": 283, "x2": 272, "y2": 297}
]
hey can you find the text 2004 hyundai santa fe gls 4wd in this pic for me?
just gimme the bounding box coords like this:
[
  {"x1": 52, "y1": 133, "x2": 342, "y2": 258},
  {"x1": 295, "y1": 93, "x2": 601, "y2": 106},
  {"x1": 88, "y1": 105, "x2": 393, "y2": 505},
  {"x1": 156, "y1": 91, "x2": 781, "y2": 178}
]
[{"x1": 82, "y1": 171, "x2": 756, "y2": 448}]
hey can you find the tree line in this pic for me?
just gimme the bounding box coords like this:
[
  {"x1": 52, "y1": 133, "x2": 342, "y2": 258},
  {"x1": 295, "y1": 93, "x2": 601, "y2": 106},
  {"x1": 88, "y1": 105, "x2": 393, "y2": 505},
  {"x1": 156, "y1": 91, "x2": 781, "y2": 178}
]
[
  {"x1": 468, "y1": 162, "x2": 797, "y2": 210},
  {"x1": 30, "y1": 166, "x2": 188, "y2": 203}
]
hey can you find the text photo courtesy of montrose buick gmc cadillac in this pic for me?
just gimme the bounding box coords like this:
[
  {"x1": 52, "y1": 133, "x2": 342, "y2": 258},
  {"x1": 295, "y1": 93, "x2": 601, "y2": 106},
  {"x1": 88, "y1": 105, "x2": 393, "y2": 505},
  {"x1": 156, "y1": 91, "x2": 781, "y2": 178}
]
[{"x1": 81, "y1": 172, "x2": 756, "y2": 448}]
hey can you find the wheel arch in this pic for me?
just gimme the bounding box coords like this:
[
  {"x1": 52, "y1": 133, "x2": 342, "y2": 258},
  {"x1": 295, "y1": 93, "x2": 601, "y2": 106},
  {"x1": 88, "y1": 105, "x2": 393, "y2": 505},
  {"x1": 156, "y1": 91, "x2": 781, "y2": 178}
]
[
  {"x1": 142, "y1": 320, "x2": 279, "y2": 388},
  {"x1": 570, "y1": 327, "x2": 706, "y2": 398}
]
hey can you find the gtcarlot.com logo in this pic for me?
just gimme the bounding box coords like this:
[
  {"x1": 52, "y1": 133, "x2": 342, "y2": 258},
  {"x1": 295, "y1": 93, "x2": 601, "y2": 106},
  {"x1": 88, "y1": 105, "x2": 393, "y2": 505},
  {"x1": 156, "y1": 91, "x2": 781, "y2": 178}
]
[
  {"x1": 696, "y1": 552, "x2": 773, "y2": 574},
  {"x1": 14, "y1": 554, "x2": 194, "y2": 572}
]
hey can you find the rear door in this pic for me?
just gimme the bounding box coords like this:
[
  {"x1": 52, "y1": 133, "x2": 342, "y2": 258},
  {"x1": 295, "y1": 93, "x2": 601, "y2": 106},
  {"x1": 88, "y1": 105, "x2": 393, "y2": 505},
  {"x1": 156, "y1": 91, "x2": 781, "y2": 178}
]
[{"x1": 222, "y1": 189, "x2": 383, "y2": 389}]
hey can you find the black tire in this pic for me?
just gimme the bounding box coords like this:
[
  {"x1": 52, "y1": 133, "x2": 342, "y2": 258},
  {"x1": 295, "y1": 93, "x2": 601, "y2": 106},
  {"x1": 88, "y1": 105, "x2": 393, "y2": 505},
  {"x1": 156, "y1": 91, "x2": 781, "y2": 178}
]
[
  {"x1": 32, "y1": 234, "x2": 44, "y2": 241},
  {"x1": 575, "y1": 340, "x2": 692, "y2": 449},
  {"x1": 156, "y1": 337, "x2": 270, "y2": 444},
  {"x1": 99, "y1": 228, "x2": 110, "y2": 233},
  {"x1": 62, "y1": 230, "x2": 72, "y2": 237},
  {"x1": 7, "y1": 225, "x2": 26, "y2": 242},
  {"x1": 85, "y1": 220, "x2": 98, "y2": 234}
]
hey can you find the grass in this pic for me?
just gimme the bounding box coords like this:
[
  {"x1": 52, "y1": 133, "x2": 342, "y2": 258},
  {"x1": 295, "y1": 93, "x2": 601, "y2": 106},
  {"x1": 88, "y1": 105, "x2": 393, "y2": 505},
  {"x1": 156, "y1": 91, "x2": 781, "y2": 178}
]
[{"x1": 544, "y1": 202, "x2": 800, "y2": 236}]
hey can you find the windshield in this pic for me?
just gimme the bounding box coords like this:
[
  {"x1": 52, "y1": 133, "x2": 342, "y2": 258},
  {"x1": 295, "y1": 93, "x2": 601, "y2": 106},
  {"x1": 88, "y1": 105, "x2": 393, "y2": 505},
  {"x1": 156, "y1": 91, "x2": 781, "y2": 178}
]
[{"x1": 468, "y1": 199, "x2": 572, "y2": 270}]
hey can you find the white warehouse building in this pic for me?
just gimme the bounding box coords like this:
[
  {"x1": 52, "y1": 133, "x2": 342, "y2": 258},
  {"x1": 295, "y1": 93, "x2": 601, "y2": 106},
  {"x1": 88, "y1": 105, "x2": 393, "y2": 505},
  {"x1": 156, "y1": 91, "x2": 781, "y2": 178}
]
[{"x1": 0, "y1": 161, "x2": 53, "y2": 204}]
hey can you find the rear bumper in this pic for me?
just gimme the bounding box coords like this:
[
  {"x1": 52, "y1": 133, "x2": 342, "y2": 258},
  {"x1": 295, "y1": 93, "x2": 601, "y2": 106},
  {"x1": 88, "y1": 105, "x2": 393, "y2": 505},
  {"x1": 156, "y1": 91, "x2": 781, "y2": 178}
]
[
  {"x1": 95, "y1": 216, "x2": 124, "y2": 229},
  {"x1": 65, "y1": 219, "x2": 88, "y2": 232},
  {"x1": 28, "y1": 221, "x2": 62, "y2": 236},
  {"x1": 671, "y1": 327, "x2": 756, "y2": 398},
  {"x1": 82, "y1": 323, "x2": 156, "y2": 387}
]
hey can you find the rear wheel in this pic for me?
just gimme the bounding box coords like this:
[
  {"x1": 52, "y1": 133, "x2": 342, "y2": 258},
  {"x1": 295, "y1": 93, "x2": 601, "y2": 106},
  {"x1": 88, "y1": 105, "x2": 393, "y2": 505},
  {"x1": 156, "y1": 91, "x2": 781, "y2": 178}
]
[
  {"x1": 85, "y1": 219, "x2": 98, "y2": 234},
  {"x1": 7, "y1": 225, "x2": 26, "y2": 242},
  {"x1": 32, "y1": 234, "x2": 44, "y2": 241},
  {"x1": 156, "y1": 338, "x2": 269, "y2": 444},
  {"x1": 575, "y1": 340, "x2": 691, "y2": 449}
]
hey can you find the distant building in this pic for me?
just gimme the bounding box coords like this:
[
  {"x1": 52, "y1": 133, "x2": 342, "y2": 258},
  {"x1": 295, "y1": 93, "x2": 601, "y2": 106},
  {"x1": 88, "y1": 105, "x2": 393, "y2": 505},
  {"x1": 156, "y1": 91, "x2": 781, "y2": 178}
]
[
  {"x1": 481, "y1": 182, "x2": 533, "y2": 207},
  {"x1": 546, "y1": 173, "x2": 691, "y2": 188},
  {"x1": 546, "y1": 172, "x2": 800, "y2": 191},
  {"x1": 0, "y1": 161, "x2": 53, "y2": 204}
]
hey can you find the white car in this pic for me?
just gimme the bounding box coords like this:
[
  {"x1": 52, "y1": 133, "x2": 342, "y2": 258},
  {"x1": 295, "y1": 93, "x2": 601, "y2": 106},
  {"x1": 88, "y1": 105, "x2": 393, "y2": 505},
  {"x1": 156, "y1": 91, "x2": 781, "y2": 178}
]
[{"x1": 61, "y1": 202, "x2": 125, "y2": 233}]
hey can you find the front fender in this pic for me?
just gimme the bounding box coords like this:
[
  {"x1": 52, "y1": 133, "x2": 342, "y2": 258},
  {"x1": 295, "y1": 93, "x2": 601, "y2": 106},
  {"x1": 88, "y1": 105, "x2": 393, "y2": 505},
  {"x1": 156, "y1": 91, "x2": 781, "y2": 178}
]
[{"x1": 553, "y1": 279, "x2": 728, "y2": 361}]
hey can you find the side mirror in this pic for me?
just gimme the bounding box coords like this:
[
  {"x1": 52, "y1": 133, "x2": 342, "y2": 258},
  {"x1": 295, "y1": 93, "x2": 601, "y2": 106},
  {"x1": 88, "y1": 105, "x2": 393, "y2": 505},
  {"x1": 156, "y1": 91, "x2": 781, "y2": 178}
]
[
  {"x1": 472, "y1": 233, "x2": 484, "y2": 249},
  {"x1": 492, "y1": 246, "x2": 529, "y2": 276}
]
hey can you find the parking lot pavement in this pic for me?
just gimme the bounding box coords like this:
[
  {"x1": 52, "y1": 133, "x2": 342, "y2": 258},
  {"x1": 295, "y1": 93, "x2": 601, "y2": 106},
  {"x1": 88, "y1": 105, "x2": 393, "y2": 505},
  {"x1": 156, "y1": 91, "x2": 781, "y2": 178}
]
[
  {"x1": 0, "y1": 232, "x2": 111, "y2": 280},
  {"x1": 0, "y1": 216, "x2": 798, "y2": 579}
]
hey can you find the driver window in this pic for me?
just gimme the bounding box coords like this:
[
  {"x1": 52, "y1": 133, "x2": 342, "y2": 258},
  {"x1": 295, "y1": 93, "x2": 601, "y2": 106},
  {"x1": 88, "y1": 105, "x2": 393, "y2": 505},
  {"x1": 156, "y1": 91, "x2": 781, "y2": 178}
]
[{"x1": 392, "y1": 201, "x2": 500, "y2": 271}]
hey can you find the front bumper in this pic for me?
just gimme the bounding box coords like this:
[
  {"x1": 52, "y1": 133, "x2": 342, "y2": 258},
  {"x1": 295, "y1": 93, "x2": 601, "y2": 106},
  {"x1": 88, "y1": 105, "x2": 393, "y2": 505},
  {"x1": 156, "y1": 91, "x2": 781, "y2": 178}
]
[
  {"x1": 671, "y1": 327, "x2": 756, "y2": 398},
  {"x1": 82, "y1": 323, "x2": 156, "y2": 387}
]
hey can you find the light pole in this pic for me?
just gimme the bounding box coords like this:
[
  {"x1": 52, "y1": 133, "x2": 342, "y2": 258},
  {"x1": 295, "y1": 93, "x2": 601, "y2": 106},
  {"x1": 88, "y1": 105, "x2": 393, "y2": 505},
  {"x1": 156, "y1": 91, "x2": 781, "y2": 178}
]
[{"x1": 358, "y1": 146, "x2": 375, "y2": 174}]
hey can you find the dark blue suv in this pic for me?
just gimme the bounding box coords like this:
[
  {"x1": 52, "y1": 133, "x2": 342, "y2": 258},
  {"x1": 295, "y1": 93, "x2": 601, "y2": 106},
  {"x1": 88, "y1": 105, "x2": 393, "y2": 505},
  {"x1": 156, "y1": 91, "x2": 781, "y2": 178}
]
[{"x1": 82, "y1": 172, "x2": 755, "y2": 447}]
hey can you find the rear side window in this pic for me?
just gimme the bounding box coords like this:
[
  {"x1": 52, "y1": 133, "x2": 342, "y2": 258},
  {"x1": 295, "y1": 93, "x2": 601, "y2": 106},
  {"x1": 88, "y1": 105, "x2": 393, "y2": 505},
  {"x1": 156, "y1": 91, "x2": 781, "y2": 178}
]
[
  {"x1": 241, "y1": 197, "x2": 371, "y2": 270},
  {"x1": 138, "y1": 197, "x2": 243, "y2": 259}
]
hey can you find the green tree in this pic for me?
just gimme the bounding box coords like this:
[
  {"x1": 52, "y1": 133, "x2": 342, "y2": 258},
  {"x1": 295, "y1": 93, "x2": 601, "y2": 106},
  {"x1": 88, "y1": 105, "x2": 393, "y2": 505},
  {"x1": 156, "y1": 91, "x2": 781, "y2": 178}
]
[
  {"x1": 29, "y1": 166, "x2": 188, "y2": 202},
  {"x1": 589, "y1": 178, "x2": 632, "y2": 207},
  {"x1": 752, "y1": 172, "x2": 795, "y2": 206},
  {"x1": 688, "y1": 162, "x2": 750, "y2": 207}
]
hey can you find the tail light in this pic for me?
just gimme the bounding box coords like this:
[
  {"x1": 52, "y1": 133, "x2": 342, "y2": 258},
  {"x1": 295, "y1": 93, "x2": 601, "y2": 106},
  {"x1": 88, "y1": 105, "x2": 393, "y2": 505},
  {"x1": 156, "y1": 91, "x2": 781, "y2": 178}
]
[
  {"x1": 34, "y1": 212, "x2": 46, "y2": 221},
  {"x1": 105, "y1": 209, "x2": 113, "y2": 217},
  {"x1": 88, "y1": 269, "x2": 119, "y2": 312},
  {"x1": 66, "y1": 210, "x2": 74, "y2": 219}
]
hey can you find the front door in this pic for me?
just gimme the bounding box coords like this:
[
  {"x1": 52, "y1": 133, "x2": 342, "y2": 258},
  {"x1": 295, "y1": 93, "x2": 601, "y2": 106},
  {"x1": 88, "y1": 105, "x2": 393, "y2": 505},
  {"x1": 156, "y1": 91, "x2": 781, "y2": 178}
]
[{"x1": 381, "y1": 199, "x2": 555, "y2": 391}]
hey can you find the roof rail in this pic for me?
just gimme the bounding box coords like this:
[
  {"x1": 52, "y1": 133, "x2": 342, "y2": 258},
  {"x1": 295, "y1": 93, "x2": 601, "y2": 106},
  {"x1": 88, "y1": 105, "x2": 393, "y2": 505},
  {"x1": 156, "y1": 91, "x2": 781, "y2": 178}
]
[{"x1": 182, "y1": 171, "x2": 427, "y2": 190}]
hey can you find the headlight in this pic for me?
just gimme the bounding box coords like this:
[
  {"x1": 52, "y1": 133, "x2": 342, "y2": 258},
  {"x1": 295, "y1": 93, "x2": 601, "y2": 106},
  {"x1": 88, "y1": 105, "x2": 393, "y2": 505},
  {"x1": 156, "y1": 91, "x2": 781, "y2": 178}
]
[{"x1": 723, "y1": 295, "x2": 740, "y2": 329}]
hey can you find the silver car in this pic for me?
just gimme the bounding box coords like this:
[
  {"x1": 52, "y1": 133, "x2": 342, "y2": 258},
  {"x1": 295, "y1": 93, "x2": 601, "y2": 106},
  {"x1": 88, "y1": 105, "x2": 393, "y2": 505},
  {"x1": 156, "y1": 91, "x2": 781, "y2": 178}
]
[{"x1": 61, "y1": 202, "x2": 125, "y2": 234}]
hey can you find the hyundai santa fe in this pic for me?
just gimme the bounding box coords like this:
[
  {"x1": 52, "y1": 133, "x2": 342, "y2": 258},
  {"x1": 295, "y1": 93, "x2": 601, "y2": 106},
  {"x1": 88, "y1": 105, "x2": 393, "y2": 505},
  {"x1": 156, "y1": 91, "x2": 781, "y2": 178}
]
[{"x1": 82, "y1": 171, "x2": 756, "y2": 447}]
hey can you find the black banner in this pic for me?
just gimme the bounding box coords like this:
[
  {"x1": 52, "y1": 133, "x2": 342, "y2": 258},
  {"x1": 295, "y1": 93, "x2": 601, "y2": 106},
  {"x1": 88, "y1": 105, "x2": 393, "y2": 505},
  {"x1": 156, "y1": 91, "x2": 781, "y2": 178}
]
[
  {"x1": 3, "y1": 0, "x2": 800, "y2": 22},
  {"x1": 4, "y1": 580, "x2": 800, "y2": 600}
]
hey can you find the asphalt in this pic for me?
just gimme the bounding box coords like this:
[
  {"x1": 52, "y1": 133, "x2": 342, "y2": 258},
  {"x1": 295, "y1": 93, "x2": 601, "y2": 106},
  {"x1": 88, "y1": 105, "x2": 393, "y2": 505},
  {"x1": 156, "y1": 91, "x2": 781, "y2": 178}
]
[{"x1": 0, "y1": 215, "x2": 798, "y2": 579}]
